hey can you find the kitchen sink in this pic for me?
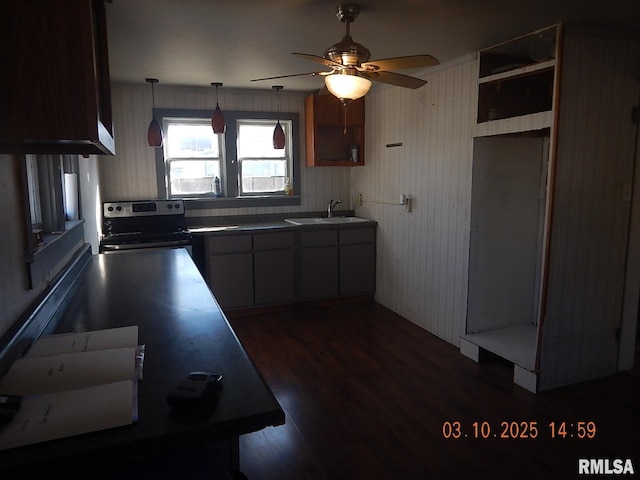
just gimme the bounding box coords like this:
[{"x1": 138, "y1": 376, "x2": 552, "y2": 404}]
[{"x1": 284, "y1": 217, "x2": 370, "y2": 225}]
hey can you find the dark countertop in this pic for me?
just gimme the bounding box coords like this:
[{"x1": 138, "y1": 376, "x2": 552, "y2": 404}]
[
  {"x1": 0, "y1": 248, "x2": 284, "y2": 474},
  {"x1": 189, "y1": 217, "x2": 377, "y2": 236}
]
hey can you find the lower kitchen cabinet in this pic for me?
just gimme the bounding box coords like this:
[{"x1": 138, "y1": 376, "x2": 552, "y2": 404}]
[
  {"x1": 203, "y1": 223, "x2": 376, "y2": 310},
  {"x1": 299, "y1": 246, "x2": 340, "y2": 300},
  {"x1": 207, "y1": 235, "x2": 254, "y2": 309},
  {"x1": 339, "y1": 227, "x2": 376, "y2": 295},
  {"x1": 254, "y1": 232, "x2": 295, "y2": 305},
  {"x1": 340, "y1": 243, "x2": 376, "y2": 295},
  {"x1": 298, "y1": 230, "x2": 339, "y2": 300},
  {"x1": 208, "y1": 253, "x2": 254, "y2": 308}
]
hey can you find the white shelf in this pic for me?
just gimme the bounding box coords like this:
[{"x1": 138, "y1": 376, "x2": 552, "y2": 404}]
[
  {"x1": 462, "y1": 325, "x2": 538, "y2": 370},
  {"x1": 474, "y1": 110, "x2": 553, "y2": 137},
  {"x1": 479, "y1": 59, "x2": 556, "y2": 84}
]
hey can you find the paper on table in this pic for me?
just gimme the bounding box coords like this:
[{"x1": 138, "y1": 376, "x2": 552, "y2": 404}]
[
  {"x1": 0, "y1": 380, "x2": 136, "y2": 451},
  {"x1": 26, "y1": 326, "x2": 138, "y2": 357},
  {"x1": 0, "y1": 348, "x2": 137, "y2": 396}
]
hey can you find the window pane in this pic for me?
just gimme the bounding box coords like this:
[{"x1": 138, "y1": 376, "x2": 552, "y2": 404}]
[
  {"x1": 241, "y1": 160, "x2": 287, "y2": 193},
  {"x1": 169, "y1": 160, "x2": 220, "y2": 195},
  {"x1": 238, "y1": 122, "x2": 287, "y2": 159},
  {"x1": 167, "y1": 124, "x2": 219, "y2": 158}
]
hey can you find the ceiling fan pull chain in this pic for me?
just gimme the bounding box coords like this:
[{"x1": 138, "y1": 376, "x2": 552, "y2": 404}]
[{"x1": 344, "y1": 105, "x2": 347, "y2": 135}]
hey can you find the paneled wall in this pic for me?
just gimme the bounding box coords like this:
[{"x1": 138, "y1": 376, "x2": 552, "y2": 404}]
[
  {"x1": 354, "y1": 59, "x2": 477, "y2": 346},
  {"x1": 101, "y1": 84, "x2": 352, "y2": 219},
  {"x1": 538, "y1": 31, "x2": 640, "y2": 390}
]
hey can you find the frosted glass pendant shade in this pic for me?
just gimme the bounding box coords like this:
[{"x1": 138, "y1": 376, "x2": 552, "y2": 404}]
[{"x1": 325, "y1": 74, "x2": 371, "y2": 104}]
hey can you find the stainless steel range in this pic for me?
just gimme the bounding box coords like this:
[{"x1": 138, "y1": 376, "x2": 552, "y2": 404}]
[{"x1": 99, "y1": 200, "x2": 192, "y2": 253}]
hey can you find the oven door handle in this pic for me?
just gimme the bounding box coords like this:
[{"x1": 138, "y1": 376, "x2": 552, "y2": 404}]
[{"x1": 102, "y1": 240, "x2": 191, "y2": 251}]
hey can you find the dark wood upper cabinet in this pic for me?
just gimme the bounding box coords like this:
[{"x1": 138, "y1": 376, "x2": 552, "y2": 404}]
[
  {"x1": 0, "y1": 0, "x2": 115, "y2": 155},
  {"x1": 305, "y1": 93, "x2": 365, "y2": 167}
]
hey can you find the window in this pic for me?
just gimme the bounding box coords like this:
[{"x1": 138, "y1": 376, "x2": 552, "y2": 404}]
[
  {"x1": 237, "y1": 119, "x2": 293, "y2": 196},
  {"x1": 21, "y1": 154, "x2": 85, "y2": 289},
  {"x1": 154, "y1": 108, "x2": 300, "y2": 209},
  {"x1": 164, "y1": 119, "x2": 224, "y2": 198}
]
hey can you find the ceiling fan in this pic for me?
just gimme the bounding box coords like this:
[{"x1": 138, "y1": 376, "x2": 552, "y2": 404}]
[{"x1": 251, "y1": 3, "x2": 439, "y2": 104}]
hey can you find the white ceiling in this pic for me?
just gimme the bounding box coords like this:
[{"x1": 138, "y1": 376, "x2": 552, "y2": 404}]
[{"x1": 105, "y1": 0, "x2": 640, "y2": 93}]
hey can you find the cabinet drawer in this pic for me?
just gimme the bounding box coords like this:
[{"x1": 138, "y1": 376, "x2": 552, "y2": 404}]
[
  {"x1": 300, "y1": 229, "x2": 338, "y2": 247},
  {"x1": 207, "y1": 235, "x2": 252, "y2": 254},
  {"x1": 339, "y1": 227, "x2": 376, "y2": 245},
  {"x1": 254, "y1": 232, "x2": 294, "y2": 251}
]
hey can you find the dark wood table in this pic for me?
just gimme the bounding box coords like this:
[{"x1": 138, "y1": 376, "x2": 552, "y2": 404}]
[{"x1": 0, "y1": 247, "x2": 284, "y2": 477}]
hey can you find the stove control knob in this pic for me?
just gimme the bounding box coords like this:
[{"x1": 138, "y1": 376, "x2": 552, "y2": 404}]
[
  {"x1": 167, "y1": 204, "x2": 173, "y2": 209},
  {"x1": 116, "y1": 206, "x2": 122, "y2": 211},
  {"x1": 174, "y1": 203, "x2": 181, "y2": 209},
  {"x1": 107, "y1": 206, "x2": 114, "y2": 212}
]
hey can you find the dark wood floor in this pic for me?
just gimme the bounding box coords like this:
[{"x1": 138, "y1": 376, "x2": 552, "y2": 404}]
[{"x1": 229, "y1": 301, "x2": 640, "y2": 480}]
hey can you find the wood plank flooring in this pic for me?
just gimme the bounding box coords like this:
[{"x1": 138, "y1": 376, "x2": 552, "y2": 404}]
[{"x1": 229, "y1": 301, "x2": 640, "y2": 480}]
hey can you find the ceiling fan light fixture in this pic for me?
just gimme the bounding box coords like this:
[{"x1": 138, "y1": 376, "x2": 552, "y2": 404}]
[
  {"x1": 325, "y1": 73, "x2": 371, "y2": 104},
  {"x1": 211, "y1": 82, "x2": 226, "y2": 134},
  {"x1": 145, "y1": 78, "x2": 163, "y2": 147}
]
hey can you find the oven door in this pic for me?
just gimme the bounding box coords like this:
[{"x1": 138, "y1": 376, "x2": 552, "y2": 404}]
[{"x1": 100, "y1": 238, "x2": 192, "y2": 255}]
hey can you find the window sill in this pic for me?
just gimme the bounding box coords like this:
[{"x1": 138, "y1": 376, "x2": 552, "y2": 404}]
[
  {"x1": 24, "y1": 220, "x2": 86, "y2": 289},
  {"x1": 185, "y1": 195, "x2": 301, "y2": 210}
]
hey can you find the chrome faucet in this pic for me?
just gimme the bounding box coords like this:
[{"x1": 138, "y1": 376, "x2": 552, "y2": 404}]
[{"x1": 328, "y1": 199, "x2": 342, "y2": 218}]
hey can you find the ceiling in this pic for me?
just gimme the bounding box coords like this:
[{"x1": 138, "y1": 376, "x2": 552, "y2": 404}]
[{"x1": 105, "y1": 0, "x2": 640, "y2": 93}]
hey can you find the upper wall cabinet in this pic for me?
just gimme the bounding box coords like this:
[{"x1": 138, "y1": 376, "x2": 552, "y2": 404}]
[
  {"x1": 475, "y1": 25, "x2": 558, "y2": 137},
  {"x1": 0, "y1": 0, "x2": 115, "y2": 155},
  {"x1": 305, "y1": 93, "x2": 364, "y2": 167}
]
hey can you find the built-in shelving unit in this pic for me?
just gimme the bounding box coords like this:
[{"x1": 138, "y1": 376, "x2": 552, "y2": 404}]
[
  {"x1": 305, "y1": 94, "x2": 365, "y2": 167},
  {"x1": 463, "y1": 23, "x2": 640, "y2": 393},
  {"x1": 475, "y1": 26, "x2": 558, "y2": 137}
]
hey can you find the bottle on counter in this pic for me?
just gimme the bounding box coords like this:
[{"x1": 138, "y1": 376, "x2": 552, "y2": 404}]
[
  {"x1": 214, "y1": 176, "x2": 221, "y2": 197},
  {"x1": 284, "y1": 177, "x2": 293, "y2": 196}
]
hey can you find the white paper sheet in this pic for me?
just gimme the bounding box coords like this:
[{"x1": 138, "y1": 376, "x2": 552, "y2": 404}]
[
  {"x1": 27, "y1": 326, "x2": 138, "y2": 357},
  {"x1": 0, "y1": 380, "x2": 136, "y2": 451},
  {"x1": 0, "y1": 348, "x2": 137, "y2": 396}
]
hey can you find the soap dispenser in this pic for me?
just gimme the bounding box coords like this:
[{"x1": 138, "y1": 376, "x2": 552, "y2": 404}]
[{"x1": 284, "y1": 177, "x2": 293, "y2": 195}]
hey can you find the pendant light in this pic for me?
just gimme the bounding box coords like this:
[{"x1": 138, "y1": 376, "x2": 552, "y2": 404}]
[
  {"x1": 272, "y1": 85, "x2": 285, "y2": 150},
  {"x1": 211, "y1": 82, "x2": 226, "y2": 134},
  {"x1": 145, "y1": 78, "x2": 163, "y2": 147}
]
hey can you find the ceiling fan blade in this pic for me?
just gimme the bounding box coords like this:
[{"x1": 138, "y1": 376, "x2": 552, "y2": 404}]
[
  {"x1": 293, "y1": 52, "x2": 344, "y2": 69},
  {"x1": 362, "y1": 70, "x2": 427, "y2": 89},
  {"x1": 361, "y1": 54, "x2": 439, "y2": 72},
  {"x1": 250, "y1": 71, "x2": 326, "y2": 82}
]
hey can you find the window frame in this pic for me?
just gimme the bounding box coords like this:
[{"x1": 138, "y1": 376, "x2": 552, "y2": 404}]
[
  {"x1": 154, "y1": 108, "x2": 301, "y2": 210},
  {"x1": 236, "y1": 117, "x2": 294, "y2": 197},
  {"x1": 163, "y1": 117, "x2": 225, "y2": 199}
]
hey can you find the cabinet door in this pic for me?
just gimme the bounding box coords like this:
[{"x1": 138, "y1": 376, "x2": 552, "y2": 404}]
[
  {"x1": 0, "y1": 0, "x2": 115, "y2": 154},
  {"x1": 208, "y1": 253, "x2": 254, "y2": 309},
  {"x1": 340, "y1": 243, "x2": 376, "y2": 295},
  {"x1": 255, "y1": 249, "x2": 295, "y2": 305},
  {"x1": 299, "y1": 246, "x2": 339, "y2": 299},
  {"x1": 312, "y1": 94, "x2": 364, "y2": 125}
]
